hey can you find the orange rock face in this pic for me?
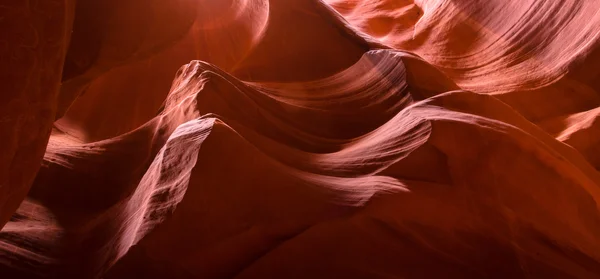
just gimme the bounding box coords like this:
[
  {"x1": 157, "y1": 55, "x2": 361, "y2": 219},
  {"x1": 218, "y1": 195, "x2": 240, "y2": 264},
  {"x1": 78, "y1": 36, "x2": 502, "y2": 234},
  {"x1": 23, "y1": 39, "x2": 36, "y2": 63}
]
[{"x1": 2, "y1": 0, "x2": 600, "y2": 278}]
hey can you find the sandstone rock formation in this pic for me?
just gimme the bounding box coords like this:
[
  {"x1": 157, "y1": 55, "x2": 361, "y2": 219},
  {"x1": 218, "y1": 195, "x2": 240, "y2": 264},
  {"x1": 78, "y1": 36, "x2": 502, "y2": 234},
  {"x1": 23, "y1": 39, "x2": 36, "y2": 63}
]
[{"x1": 1, "y1": 0, "x2": 600, "y2": 278}]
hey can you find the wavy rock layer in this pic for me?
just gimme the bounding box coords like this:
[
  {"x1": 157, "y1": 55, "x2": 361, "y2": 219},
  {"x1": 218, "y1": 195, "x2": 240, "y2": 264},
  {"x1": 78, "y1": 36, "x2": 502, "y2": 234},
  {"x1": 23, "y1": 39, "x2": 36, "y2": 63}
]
[{"x1": 2, "y1": 0, "x2": 600, "y2": 278}]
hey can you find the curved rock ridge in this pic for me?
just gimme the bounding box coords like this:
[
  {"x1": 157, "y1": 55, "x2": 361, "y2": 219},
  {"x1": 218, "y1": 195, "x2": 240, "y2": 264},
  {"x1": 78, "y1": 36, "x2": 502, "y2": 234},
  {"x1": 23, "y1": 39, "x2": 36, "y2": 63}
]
[
  {"x1": 326, "y1": 0, "x2": 600, "y2": 92},
  {"x1": 0, "y1": 50, "x2": 428, "y2": 278},
  {"x1": 1, "y1": 0, "x2": 600, "y2": 278}
]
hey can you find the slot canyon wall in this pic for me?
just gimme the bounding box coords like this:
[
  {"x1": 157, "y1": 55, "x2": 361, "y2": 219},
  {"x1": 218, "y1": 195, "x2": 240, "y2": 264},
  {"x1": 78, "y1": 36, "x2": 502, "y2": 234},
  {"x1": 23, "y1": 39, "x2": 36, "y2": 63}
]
[{"x1": 1, "y1": 0, "x2": 600, "y2": 278}]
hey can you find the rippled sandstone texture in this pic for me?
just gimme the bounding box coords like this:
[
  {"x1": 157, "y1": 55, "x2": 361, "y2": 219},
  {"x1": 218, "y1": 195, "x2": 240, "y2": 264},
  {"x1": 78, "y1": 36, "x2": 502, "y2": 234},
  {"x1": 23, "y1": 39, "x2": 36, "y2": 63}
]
[{"x1": 1, "y1": 0, "x2": 600, "y2": 278}]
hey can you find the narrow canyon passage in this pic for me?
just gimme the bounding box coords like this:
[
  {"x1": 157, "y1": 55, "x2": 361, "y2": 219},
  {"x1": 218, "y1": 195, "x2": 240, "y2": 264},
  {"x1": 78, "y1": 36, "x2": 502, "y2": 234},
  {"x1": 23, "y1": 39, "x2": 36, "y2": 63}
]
[{"x1": 1, "y1": 0, "x2": 600, "y2": 278}]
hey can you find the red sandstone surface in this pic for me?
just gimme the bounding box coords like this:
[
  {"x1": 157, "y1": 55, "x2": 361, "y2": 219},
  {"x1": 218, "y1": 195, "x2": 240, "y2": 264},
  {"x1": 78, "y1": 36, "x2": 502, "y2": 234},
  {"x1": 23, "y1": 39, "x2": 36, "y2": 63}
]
[{"x1": 2, "y1": 0, "x2": 600, "y2": 278}]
